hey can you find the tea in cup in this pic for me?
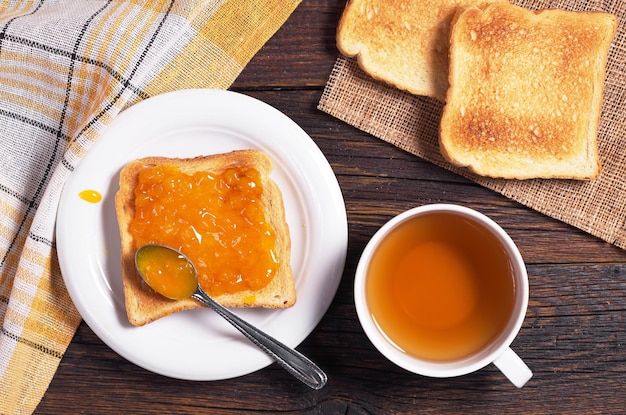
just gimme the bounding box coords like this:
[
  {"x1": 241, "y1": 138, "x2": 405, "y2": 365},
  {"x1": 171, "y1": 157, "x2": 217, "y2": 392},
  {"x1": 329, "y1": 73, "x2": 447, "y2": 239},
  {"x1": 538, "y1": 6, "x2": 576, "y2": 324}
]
[{"x1": 354, "y1": 204, "x2": 532, "y2": 387}]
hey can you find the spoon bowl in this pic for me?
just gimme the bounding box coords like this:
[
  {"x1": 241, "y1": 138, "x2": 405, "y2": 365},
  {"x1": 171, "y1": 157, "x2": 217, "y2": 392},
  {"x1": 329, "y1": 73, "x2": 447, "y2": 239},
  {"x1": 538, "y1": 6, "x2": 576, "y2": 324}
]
[
  {"x1": 134, "y1": 244, "x2": 327, "y2": 390},
  {"x1": 134, "y1": 244, "x2": 197, "y2": 300}
]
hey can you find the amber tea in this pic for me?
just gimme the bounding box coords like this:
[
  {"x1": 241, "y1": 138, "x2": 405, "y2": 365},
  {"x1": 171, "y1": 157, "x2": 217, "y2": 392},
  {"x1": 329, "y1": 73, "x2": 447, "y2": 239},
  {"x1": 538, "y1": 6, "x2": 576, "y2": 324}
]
[{"x1": 365, "y1": 211, "x2": 516, "y2": 362}]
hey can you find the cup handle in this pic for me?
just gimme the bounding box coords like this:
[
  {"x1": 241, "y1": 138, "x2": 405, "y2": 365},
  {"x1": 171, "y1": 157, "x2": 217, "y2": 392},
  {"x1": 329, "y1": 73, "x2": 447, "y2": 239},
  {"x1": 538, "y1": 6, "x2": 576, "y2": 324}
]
[{"x1": 493, "y1": 347, "x2": 532, "y2": 388}]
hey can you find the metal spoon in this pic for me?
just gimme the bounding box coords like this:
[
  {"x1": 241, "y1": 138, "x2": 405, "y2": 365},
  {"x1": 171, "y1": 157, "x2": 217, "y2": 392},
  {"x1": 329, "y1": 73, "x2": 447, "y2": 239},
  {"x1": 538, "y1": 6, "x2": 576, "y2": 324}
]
[{"x1": 134, "y1": 243, "x2": 327, "y2": 390}]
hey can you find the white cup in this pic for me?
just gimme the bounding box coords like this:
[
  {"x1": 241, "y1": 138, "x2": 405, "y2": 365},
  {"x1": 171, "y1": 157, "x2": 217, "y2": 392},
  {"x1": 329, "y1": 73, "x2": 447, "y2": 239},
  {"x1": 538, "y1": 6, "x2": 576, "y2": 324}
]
[{"x1": 354, "y1": 204, "x2": 532, "y2": 387}]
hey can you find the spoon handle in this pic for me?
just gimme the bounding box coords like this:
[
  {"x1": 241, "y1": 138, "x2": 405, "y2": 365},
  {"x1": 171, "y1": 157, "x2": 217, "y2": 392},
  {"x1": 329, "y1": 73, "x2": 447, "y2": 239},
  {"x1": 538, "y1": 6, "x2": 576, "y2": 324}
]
[{"x1": 191, "y1": 288, "x2": 328, "y2": 390}]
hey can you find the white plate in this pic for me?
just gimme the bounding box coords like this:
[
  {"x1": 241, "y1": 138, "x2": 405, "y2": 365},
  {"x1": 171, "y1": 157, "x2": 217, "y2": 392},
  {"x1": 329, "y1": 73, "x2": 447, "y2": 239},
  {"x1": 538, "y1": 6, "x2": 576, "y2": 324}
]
[{"x1": 56, "y1": 89, "x2": 347, "y2": 381}]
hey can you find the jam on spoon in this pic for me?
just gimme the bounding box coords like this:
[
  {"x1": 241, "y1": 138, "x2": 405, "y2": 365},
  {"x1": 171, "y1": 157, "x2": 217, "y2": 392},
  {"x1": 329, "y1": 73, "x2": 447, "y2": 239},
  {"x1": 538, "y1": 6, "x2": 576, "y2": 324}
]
[{"x1": 134, "y1": 244, "x2": 327, "y2": 390}]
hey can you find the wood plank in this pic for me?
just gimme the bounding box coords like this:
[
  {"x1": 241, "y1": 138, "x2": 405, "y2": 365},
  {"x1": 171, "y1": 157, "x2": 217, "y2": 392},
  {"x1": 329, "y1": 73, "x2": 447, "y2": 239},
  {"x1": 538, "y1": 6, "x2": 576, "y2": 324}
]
[
  {"x1": 232, "y1": 0, "x2": 344, "y2": 88},
  {"x1": 41, "y1": 261, "x2": 626, "y2": 414}
]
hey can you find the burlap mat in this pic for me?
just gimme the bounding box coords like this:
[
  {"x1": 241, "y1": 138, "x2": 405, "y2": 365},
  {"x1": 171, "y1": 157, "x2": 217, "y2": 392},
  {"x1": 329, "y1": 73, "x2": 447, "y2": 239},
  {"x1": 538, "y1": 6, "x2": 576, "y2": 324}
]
[{"x1": 319, "y1": 0, "x2": 626, "y2": 250}]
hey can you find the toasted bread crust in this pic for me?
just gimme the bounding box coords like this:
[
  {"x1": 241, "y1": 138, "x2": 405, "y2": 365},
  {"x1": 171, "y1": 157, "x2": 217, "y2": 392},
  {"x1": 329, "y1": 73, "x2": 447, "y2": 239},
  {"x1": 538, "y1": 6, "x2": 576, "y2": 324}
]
[
  {"x1": 115, "y1": 150, "x2": 295, "y2": 326},
  {"x1": 336, "y1": 0, "x2": 507, "y2": 101},
  {"x1": 439, "y1": 3, "x2": 617, "y2": 179}
]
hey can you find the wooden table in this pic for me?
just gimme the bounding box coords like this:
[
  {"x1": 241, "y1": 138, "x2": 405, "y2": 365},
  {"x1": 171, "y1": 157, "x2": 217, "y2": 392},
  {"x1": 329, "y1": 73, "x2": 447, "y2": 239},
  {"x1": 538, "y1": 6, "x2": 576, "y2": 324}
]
[{"x1": 36, "y1": 1, "x2": 626, "y2": 413}]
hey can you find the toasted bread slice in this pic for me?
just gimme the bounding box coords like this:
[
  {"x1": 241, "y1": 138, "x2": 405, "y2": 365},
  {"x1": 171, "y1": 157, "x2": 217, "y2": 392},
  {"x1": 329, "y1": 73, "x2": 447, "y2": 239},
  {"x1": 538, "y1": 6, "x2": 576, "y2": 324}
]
[
  {"x1": 336, "y1": 0, "x2": 508, "y2": 101},
  {"x1": 440, "y1": 3, "x2": 617, "y2": 179},
  {"x1": 115, "y1": 150, "x2": 295, "y2": 326}
]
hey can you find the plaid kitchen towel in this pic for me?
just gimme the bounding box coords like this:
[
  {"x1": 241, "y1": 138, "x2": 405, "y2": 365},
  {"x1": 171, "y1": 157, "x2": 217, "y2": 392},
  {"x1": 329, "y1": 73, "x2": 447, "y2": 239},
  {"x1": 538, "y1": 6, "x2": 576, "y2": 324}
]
[{"x1": 0, "y1": 1, "x2": 301, "y2": 413}]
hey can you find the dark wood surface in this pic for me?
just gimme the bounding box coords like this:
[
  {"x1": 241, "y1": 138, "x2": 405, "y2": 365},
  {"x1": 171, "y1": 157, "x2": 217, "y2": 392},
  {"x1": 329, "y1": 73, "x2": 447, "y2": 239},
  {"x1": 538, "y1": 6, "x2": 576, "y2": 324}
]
[{"x1": 36, "y1": 1, "x2": 626, "y2": 414}]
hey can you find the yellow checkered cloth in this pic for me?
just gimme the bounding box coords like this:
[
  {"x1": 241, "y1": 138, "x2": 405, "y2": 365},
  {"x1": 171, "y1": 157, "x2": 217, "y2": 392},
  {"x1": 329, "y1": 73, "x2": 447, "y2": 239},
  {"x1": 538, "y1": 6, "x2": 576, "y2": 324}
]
[{"x1": 0, "y1": 1, "x2": 301, "y2": 413}]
